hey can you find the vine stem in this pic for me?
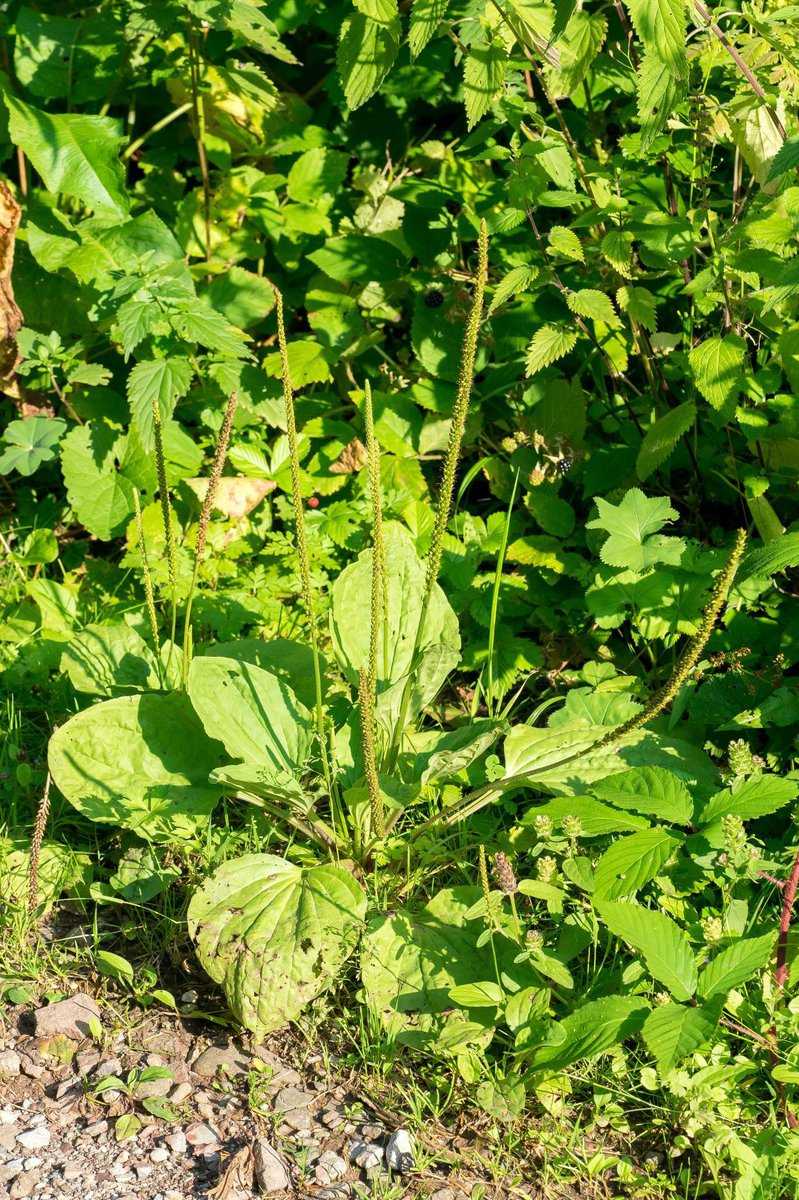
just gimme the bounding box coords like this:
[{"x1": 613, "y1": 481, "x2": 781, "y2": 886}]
[{"x1": 693, "y1": 1, "x2": 786, "y2": 140}]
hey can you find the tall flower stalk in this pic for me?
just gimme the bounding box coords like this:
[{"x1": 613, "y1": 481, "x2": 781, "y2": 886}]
[
  {"x1": 133, "y1": 486, "x2": 162, "y2": 686},
  {"x1": 181, "y1": 390, "x2": 238, "y2": 684},
  {"x1": 153, "y1": 401, "x2": 178, "y2": 656},
  {"x1": 388, "y1": 221, "x2": 489, "y2": 761},
  {"x1": 273, "y1": 286, "x2": 333, "y2": 802}
]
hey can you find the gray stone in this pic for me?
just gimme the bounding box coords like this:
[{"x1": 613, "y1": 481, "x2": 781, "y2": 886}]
[
  {"x1": 252, "y1": 1138, "x2": 289, "y2": 1194},
  {"x1": 0, "y1": 1165, "x2": 23, "y2": 1185},
  {"x1": 150, "y1": 1148, "x2": 169, "y2": 1164},
  {"x1": 74, "y1": 1049, "x2": 100, "y2": 1076},
  {"x1": 361, "y1": 1123, "x2": 383, "y2": 1141},
  {"x1": 0, "y1": 1130, "x2": 17, "y2": 1153},
  {"x1": 9, "y1": 1175, "x2": 35, "y2": 1200},
  {"x1": 184, "y1": 1123, "x2": 219, "y2": 1149},
  {"x1": 60, "y1": 1166, "x2": 82, "y2": 1182},
  {"x1": 315, "y1": 1151, "x2": 347, "y2": 1186},
  {"x1": 135, "y1": 1075, "x2": 172, "y2": 1100},
  {"x1": 165, "y1": 1130, "x2": 187, "y2": 1155},
  {"x1": 385, "y1": 1129, "x2": 414, "y2": 1175},
  {"x1": 14, "y1": 1132, "x2": 49, "y2": 1153},
  {"x1": 191, "y1": 1044, "x2": 249, "y2": 1079},
  {"x1": 169, "y1": 1083, "x2": 192, "y2": 1104},
  {"x1": 31, "y1": 994, "x2": 100, "y2": 1041},
  {"x1": 273, "y1": 1085, "x2": 314, "y2": 1114},
  {"x1": 93, "y1": 1058, "x2": 121, "y2": 1080},
  {"x1": 430, "y1": 1190, "x2": 456, "y2": 1200},
  {"x1": 82, "y1": 1120, "x2": 108, "y2": 1138},
  {"x1": 0, "y1": 1052, "x2": 20, "y2": 1078},
  {"x1": 349, "y1": 1141, "x2": 382, "y2": 1171},
  {"x1": 0, "y1": 1111, "x2": 17, "y2": 1127}
]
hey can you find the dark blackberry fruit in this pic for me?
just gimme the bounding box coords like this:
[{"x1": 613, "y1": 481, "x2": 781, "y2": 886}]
[
  {"x1": 557, "y1": 457, "x2": 574, "y2": 475},
  {"x1": 424, "y1": 289, "x2": 444, "y2": 309},
  {"x1": 445, "y1": 199, "x2": 462, "y2": 215}
]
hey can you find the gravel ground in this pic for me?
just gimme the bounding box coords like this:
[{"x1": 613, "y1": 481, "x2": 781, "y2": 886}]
[{"x1": 0, "y1": 991, "x2": 496, "y2": 1200}]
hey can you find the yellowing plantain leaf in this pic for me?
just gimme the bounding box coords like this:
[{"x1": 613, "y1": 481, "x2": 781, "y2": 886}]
[
  {"x1": 525, "y1": 325, "x2": 578, "y2": 377},
  {"x1": 188, "y1": 854, "x2": 366, "y2": 1036},
  {"x1": 48, "y1": 693, "x2": 222, "y2": 841},
  {"x1": 596, "y1": 899, "x2": 698, "y2": 1000}
]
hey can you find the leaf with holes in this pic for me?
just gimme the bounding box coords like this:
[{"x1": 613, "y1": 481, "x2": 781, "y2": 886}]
[{"x1": 188, "y1": 854, "x2": 366, "y2": 1036}]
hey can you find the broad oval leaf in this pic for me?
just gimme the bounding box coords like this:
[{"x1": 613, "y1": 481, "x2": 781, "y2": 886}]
[
  {"x1": 698, "y1": 775, "x2": 798, "y2": 826},
  {"x1": 61, "y1": 622, "x2": 160, "y2": 696},
  {"x1": 48, "y1": 693, "x2": 222, "y2": 841},
  {"x1": 330, "y1": 522, "x2": 460, "y2": 728},
  {"x1": 187, "y1": 853, "x2": 366, "y2": 1036},
  {"x1": 596, "y1": 899, "x2": 698, "y2": 1000},
  {"x1": 187, "y1": 656, "x2": 312, "y2": 774}
]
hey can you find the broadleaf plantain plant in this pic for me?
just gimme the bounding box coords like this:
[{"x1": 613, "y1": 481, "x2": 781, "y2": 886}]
[{"x1": 47, "y1": 222, "x2": 758, "y2": 1052}]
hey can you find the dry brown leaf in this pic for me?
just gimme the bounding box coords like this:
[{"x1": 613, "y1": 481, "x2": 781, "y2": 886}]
[
  {"x1": 0, "y1": 180, "x2": 22, "y2": 382},
  {"x1": 330, "y1": 437, "x2": 367, "y2": 474},
  {"x1": 208, "y1": 1146, "x2": 254, "y2": 1200},
  {"x1": 186, "y1": 476, "x2": 275, "y2": 518}
]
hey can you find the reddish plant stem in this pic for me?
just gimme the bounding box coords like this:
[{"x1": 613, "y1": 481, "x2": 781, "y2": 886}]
[{"x1": 776, "y1": 848, "x2": 799, "y2": 988}]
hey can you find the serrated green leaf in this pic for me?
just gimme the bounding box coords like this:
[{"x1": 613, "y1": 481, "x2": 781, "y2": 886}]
[
  {"x1": 697, "y1": 933, "x2": 776, "y2": 999},
  {"x1": 0, "y1": 416, "x2": 66, "y2": 476},
  {"x1": 596, "y1": 899, "x2": 698, "y2": 999},
  {"x1": 617, "y1": 285, "x2": 659, "y2": 331},
  {"x1": 636, "y1": 400, "x2": 696, "y2": 480},
  {"x1": 126, "y1": 358, "x2": 194, "y2": 450},
  {"x1": 601, "y1": 229, "x2": 634, "y2": 277},
  {"x1": 636, "y1": 49, "x2": 686, "y2": 149},
  {"x1": 737, "y1": 532, "x2": 799, "y2": 582},
  {"x1": 60, "y1": 423, "x2": 134, "y2": 541},
  {"x1": 587, "y1": 488, "x2": 683, "y2": 571},
  {"x1": 593, "y1": 767, "x2": 694, "y2": 825},
  {"x1": 642, "y1": 999, "x2": 722, "y2": 1071},
  {"x1": 698, "y1": 776, "x2": 798, "y2": 825},
  {"x1": 547, "y1": 224, "x2": 584, "y2": 261},
  {"x1": 337, "y1": 12, "x2": 400, "y2": 109},
  {"x1": 567, "y1": 288, "x2": 619, "y2": 324},
  {"x1": 525, "y1": 325, "x2": 578, "y2": 377},
  {"x1": 463, "y1": 36, "x2": 507, "y2": 129},
  {"x1": 531, "y1": 995, "x2": 649, "y2": 1073},
  {"x1": 688, "y1": 335, "x2": 746, "y2": 415},
  {"x1": 487, "y1": 265, "x2": 538, "y2": 316},
  {"x1": 623, "y1": 0, "x2": 686, "y2": 71},
  {"x1": 409, "y1": 0, "x2": 449, "y2": 56},
  {"x1": 593, "y1": 827, "x2": 681, "y2": 898},
  {"x1": 767, "y1": 137, "x2": 799, "y2": 181}
]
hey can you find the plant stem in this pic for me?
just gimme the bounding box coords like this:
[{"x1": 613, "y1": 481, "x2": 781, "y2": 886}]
[
  {"x1": 122, "y1": 101, "x2": 193, "y2": 161},
  {"x1": 181, "y1": 391, "x2": 238, "y2": 686},
  {"x1": 387, "y1": 220, "x2": 489, "y2": 763},
  {"x1": 133, "y1": 487, "x2": 163, "y2": 686},
  {"x1": 363, "y1": 380, "x2": 389, "y2": 687},
  {"x1": 775, "y1": 850, "x2": 799, "y2": 988},
  {"x1": 693, "y1": 1, "x2": 786, "y2": 140},
  {"x1": 28, "y1": 773, "x2": 51, "y2": 918},
  {"x1": 152, "y1": 402, "x2": 178, "y2": 672},
  {"x1": 272, "y1": 285, "x2": 334, "y2": 804},
  {"x1": 186, "y1": 20, "x2": 212, "y2": 263}
]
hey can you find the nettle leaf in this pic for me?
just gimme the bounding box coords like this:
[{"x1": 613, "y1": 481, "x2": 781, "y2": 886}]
[
  {"x1": 593, "y1": 767, "x2": 694, "y2": 825},
  {"x1": 601, "y1": 229, "x2": 634, "y2": 277},
  {"x1": 642, "y1": 999, "x2": 723, "y2": 1072},
  {"x1": 623, "y1": 0, "x2": 686, "y2": 71},
  {"x1": 636, "y1": 400, "x2": 696, "y2": 480},
  {"x1": 698, "y1": 775, "x2": 798, "y2": 825},
  {"x1": 737, "y1": 532, "x2": 799, "y2": 582},
  {"x1": 567, "y1": 289, "x2": 619, "y2": 325},
  {"x1": 487, "y1": 265, "x2": 538, "y2": 316},
  {"x1": 547, "y1": 225, "x2": 584, "y2": 261},
  {"x1": 60, "y1": 423, "x2": 134, "y2": 541},
  {"x1": 596, "y1": 900, "x2": 697, "y2": 1000},
  {"x1": 187, "y1": 656, "x2": 312, "y2": 775},
  {"x1": 263, "y1": 338, "x2": 331, "y2": 386},
  {"x1": 688, "y1": 335, "x2": 746, "y2": 416},
  {"x1": 767, "y1": 137, "x2": 799, "y2": 182},
  {"x1": 463, "y1": 36, "x2": 507, "y2": 129},
  {"x1": 525, "y1": 325, "x2": 578, "y2": 377},
  {"x1": 546, "y1": 12, "x2": 607, "y2": 99},
  {"x1": 617, "y1": 286, "x2": 658, "y2": 331},
  {"x1": 697, "y1": 933, "x2": 776, "y2": 1000},
  {"x1": 330, "y1": 522, "x2": 460, "y2": 727},
  {"x1": 127, "y1": 358, "x2": 194, "y2": 449},
  {"x1": 409, "y1": 0, "x2": 449, "y2": 57},
  {"x1": 587, "y1": 488, "x2": 684, "y2": 571},
  {"x1": 593, "y1": 828, "x2": 681, "y2": 899},
  {"x1": 337, "y1": 11, "x2": 400, "y2": 109},
  {"x1": 636, "y1": 49, "x2": 686, "y2": 149},
  {"x1": 0, "y1": 416, "x2": 66, "y2": 476},
  {"x1": 170, "y1": 305, "x2": 250, "y2": 358},
  {"x1": 3, "y1": 91, "x2": 128, "y2": 216},
  {"x1": 188, "y1": 854, "x2": 366, "y2": 1037},
  {"x1": 48, "y1": 693, "x2": 222, "y2": 841},
  {"x1": 531, "y1": 995, "x2": 649, "y2": 1074}
]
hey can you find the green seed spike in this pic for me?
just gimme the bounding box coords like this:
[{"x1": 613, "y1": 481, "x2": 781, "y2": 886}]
[
  {"x1": 363, "y1": 380, "x2": 388, "y2": 687},
  {"x1": 152, "y1": 402, "x2": 176, "y2": 596},
  {"x1": 132, "y1": 487, "x2": 160, "y2": 666},
  {"x1": 273, "y1": 284, "x2": 333, "y2": 801},
  {"x1": 389, "y1": 221, "x2": 489, "y2": 760},
  {"x1": 358, "y1": 667, "x2": 385, "y2": 840}
]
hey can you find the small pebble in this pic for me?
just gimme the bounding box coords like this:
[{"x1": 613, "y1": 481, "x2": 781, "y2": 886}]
[
  {"x1": 315, "y1": 1151, "x2": 347, "y2": 1186},
  {"x1": 150, "y1": 1148, "x2": 169, "y2": 1164},
  {"x1": 0, "y1": 1051, "x2": 21, "y2": 1077},
  {"x1": 169, "y1": 1083, "x2": 192, "y2": 1104},
  {"x1": 20, "y1": 1161, "x2": 40, "y2": 1173},
  {"x1": 0, "y1": 1111, "x2": 18, "y2": 1127},
  {"x1": 165, "y1": 1130, "x2": 187, "y2": 1154},
  {"x1": 15, "y1": 1130, "x2": 50, "y2": 1152},
  {"x1": 349, "y1": 1141, "x2": 382, "y2": 1171}
]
